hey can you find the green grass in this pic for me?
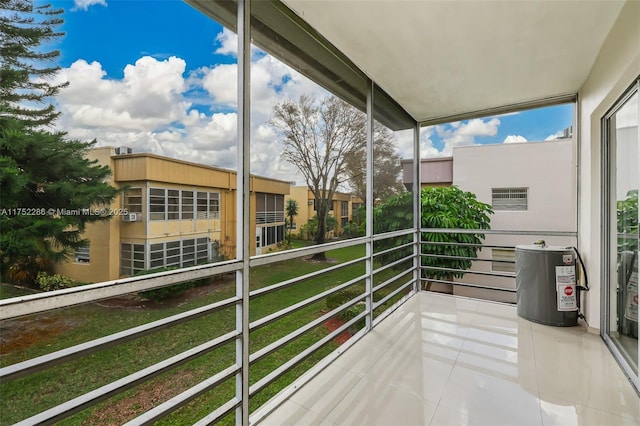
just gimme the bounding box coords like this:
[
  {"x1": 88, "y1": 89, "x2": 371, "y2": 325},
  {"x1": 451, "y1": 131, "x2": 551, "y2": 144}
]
[{"x1": 0, "y1": 241, "x2": 410, "y2": 425}]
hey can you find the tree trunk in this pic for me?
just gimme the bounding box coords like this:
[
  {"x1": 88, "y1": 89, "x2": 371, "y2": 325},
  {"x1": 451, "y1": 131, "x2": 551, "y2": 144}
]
[{"x1": 311, "y1": 251, "x2": 327, "y2": 261}]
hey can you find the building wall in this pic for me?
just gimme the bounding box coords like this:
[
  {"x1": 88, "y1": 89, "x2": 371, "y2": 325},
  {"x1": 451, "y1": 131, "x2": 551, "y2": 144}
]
[
  {"x1": 402, "y1": 157, "x2": 453, "y2": 189},
  {"x1": 578, "y1": 0, "x2": 640, "y2": 331},
  {"x1": 54, "y1": 148, "x2": 121, "y2": 283},
  {"x1": 54, "y1": 148, "x2": 289, "y2": 283},
  {"x1": 286, "y1": 186, "x2": 363, "y2": 238},
  {"x1": 451, "y1": 139, "x2": 577, "y2": 302}
]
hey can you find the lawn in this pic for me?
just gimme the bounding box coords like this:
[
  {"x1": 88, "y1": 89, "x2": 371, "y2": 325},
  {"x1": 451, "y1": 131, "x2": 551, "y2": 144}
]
[{"x1": 0, "y1": 241, "x2": 412, "y2": 425}]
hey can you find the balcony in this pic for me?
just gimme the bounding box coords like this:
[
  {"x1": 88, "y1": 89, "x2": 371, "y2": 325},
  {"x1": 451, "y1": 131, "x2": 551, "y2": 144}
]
[{"x1": 1, "y1": 230, "x2": 637, "y2": 425}]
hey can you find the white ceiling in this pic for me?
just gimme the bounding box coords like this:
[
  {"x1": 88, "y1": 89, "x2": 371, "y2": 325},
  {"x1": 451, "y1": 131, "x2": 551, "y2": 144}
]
[{"x1": 283, "y1": 0, "x2": 626, "y2": 122}]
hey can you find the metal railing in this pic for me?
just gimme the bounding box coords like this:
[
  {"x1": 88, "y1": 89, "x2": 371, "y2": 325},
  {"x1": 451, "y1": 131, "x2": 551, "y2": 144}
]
[
  {"x1": 0, "y1": 230, "x2": 417, "y2": 425},
  {"x1": 0, "y1": 227, "x2": 578, "y2": 424},
  {"x1": 419, "y1": 228, "x2": 577, "y2": 298}
]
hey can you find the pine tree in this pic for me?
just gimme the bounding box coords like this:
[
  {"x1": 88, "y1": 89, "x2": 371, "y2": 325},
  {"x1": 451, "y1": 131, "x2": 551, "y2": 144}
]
[{"x1": 0, "y1": 0, "x2": 119, "y2": 284}]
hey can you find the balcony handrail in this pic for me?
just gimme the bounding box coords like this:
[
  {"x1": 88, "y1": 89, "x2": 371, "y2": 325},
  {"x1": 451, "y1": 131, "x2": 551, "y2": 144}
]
[
  {"x1": 421, "y1": 228, "x2": 578, "y2": 237},
  {"x1": 249, "y1": 256, "x2": 365, "y2": 298},
  {"x1": 126, "y1": 368, "x2": 240, "y2": 426},
  {"x1": 0, "y1": 259, "x2": 242, "y2": 321},
  {"x1": 14, "y1": 330, "x2": 240, "y2": 425},
  {"x1": 0, "y1": 295, "x2": 239, "y2": 382}
]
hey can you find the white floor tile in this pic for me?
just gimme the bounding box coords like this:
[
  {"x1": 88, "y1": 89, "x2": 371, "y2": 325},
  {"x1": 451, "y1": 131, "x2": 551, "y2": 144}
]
[{"x1": 259, "y1": 293, "x2": 639, "y2": 426}]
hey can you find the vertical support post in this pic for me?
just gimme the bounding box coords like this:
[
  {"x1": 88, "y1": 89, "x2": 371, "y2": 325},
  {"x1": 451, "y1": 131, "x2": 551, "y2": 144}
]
[
  {"x1": 365, "y1": 81, "x2": 374, "y2": 330},
  {"x1": 236, "y1": 1, "x2": 251, "y2": 425},
  {"x1": 413, "y1": 121, "x2": 421, "y2": 294}
]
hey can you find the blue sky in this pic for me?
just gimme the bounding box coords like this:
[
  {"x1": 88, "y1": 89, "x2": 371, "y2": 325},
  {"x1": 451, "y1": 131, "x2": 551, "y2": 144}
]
[{"x1": 44, "y1": 0, "x2": 573, "y2": 180}]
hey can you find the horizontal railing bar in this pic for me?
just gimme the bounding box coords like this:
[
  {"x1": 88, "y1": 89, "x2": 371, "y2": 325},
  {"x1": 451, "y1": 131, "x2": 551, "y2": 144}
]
[
  {"x1": 372, "y1": 228, "x2": 415, "y2": 242},
  {"x1": 249, "y1": 256, "x2": 365, "y2": 298},
  {"x1": 421, "y1": 278, "x2": 517, "y2": 294},
  {"x1": 0, "y1": 296, "x2": 239, "y2": 382},
  {"x1": 422, "y1": 241, "x2": 515, "y2": 250},
  {"x1": 373, "y1": 279, "x2": 414, "y2": 310},
  {"x1": 421, "y1": 253, "x2": 515, "y2": 264},
  {"x1": 249, "y1": 311, "x2": 366, "y2": 397},
  {"x1": 249, "y1": 292, "x2": 366, "y2": 364},
  {"x1": 124, "y1": 365, "x2": 240, "y2": 426},
  {"x1": 372, "y1": 241, "x2": 414, "y2": 258},
  {"x1": 193, "y1": 397, "x2": 241, "y2": 426},
  {"x1": 372, "y1": 255, "x2": 413, "y2": 275},
  {"x1": 0, "y1": 260, "x2": 241, "y2": 321},
  {"x1": 373, "y1": 268, "x2": 414, "y2": 294},
  {"x1": 421, "y1": 265, "x2": 515, "y2": 278},
  {"x1": 249, "y1": 237, "x2": 366, "y2": 267},
  {"x1": 249, "y1": 276, "x2": 363, "y2": 331},
  {"x1": 421, "y1": 228, "x2": 578, "y2": 237},
  {"x1": 14, "y1": 330, "x2": 239, "y2": 426}
]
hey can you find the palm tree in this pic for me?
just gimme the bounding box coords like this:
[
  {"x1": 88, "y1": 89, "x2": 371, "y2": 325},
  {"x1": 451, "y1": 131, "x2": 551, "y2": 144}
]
[{"x1": 285, "y1": 199, "x2": 299, "y2": 244}]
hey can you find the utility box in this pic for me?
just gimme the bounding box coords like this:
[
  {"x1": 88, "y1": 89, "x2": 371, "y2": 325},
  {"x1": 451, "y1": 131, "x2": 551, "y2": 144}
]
[{"x1": 515, "y1": 245, "x2": 578, "y2": 327}]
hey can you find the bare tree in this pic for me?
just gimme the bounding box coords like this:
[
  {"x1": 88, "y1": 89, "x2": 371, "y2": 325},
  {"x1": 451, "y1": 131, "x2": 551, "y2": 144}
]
[
  {"x1": 271, "y1": 95, "x2": 365, "y2": 259},
  {"x1": 344, "y1": 122, "x2": 405, "y2": 204}
]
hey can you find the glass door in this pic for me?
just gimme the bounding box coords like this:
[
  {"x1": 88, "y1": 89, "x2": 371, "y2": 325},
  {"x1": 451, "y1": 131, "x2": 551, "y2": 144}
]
[{"x1": 603, "y1": 78, "x2": 639, "y2": 382}]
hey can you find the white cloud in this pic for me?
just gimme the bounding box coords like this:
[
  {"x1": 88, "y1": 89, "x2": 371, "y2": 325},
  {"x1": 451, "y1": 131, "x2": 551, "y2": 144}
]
[
  {"x1": 545, "y1": 130, "x2": 564, "y2": 141},
  {"x1": 436, "y1": 118, "x2": 501, "y2": 155},
  {"x1": 52, "y1": 33, "x2": 332, "y2": 183},
  {"x1": 503, "y1": 135, "x2": 527, "y2": 143},
  {"x1": 73, "y1": 0, "x2": 107, "y2": 11}
]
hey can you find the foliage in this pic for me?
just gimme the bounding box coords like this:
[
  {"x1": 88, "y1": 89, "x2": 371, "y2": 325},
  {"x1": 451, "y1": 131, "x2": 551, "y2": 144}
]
[
  {"x1": 617, "y1": 189, "x2": 638, "y2": 254},
  {"x1": 285, "y1": 198, "x2": 299, "y2": 243},
  {"x1": 343, "y1": 122, "x2": 405, "y2": 203},
  {"x1": 341, "y1": 221, "x2": 364, "y2": 238},
  {"x1": 271, "y1": 95, "x2": 365, "y2": 251},
  {"x1": 0, "y1": 0, "x2": 119, "y2": 285},
  {"x1": 352, "y1": 205, "x2": 366, "y2": 227},
  {"x1": 373, "y1": 186, "x2": 493, "y2": 280},
  {"x1": 325, "y1": 286, "x2": 365, "y2": 328},
  {"x1": 35, "y1": 271, "x2": 75, "y2": 291},
  {"x1": 136, "y1": 268, "x2": 201, "y2": 302},
  {"x1": 300, "y1": 214, "x2": 337, "y2": 241}
]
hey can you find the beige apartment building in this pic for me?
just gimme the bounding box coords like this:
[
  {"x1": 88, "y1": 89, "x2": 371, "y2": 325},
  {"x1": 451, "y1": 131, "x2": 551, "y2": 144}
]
[
  {"x1": 286, "y1": 186, "x2": 364, "y2": 239},
  {"x1": 54, "y1": 147, "x2": 290, "y2": 283}
]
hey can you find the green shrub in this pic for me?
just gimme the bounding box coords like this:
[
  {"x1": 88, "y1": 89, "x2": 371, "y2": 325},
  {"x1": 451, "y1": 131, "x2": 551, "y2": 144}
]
[
  {"x1": 326, "y1": 287, "x2": 366, "y2": 330},
  {"x1": 36, "y1": 272, "x2": 75, "y2": 291},
  {"x1": 136, "y1": 267, "x2": 197, "y2": 302}
]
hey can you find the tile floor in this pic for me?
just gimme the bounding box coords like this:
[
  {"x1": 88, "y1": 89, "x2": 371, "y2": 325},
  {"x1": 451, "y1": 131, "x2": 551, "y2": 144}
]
[{"x1": 259, "y1": 292, "x2": 640, "y2": 425}]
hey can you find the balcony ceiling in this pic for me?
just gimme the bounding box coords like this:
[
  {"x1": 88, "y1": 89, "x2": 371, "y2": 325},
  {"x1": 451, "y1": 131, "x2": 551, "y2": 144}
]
[{"x1": 282, "y1": 0, "x2": 626, "y2": 122}]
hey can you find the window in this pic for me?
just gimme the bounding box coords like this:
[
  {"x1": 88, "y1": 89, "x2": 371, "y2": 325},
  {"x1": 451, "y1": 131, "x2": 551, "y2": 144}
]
[
  {"x1": 256, "y1": 193, "x2": 285, "y2": 224},
  {"x1": 492, "y1": 248, "x2": 515, "y2": 273},
  {"x1": 150, "y1": 188, "x2": 219, "y2": 221},
  {"x1": 121, "y1": 243, "x2": 145, "y2": 276},
  {"x1": 124, "y1": 188, "x2": 142, "y2": 213},
  {"x1": 209, "y1": 192, "x2": 220, "y2": 219},
  {"x1": 260, "y1": 224, "x2": 285, "y2": 246},
  {"x1": 196, "y1": 191, "x2": 220, "y2": 219},
  {"x1": 74, "y1": 245, "x2": 90, "y2": 264},
  {"x1": 341, "y1": 201, "x2": 349, "y2": 226},
  {"x1": 149, "y1": 188, "x2": 166, "y2": 220},
  {"x1": 128, "y1": 238, "x2": 215, "y2": 275},
  {"x1": 181, "y1": 191, "x2": 194, "y2": 219},
  {"x1": 167, "y1": 189, "x2": 180, "y2": 220},
  {"x1": 150, "y1": 243, "x2": 164, "y2": 269},
  {"x1": 492, "y1": 188, "x2": 528, "y2": 211}
]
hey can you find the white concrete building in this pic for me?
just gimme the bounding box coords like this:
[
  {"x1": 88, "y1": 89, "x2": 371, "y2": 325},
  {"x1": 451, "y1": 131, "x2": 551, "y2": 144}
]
[{"x1": 452, "y1": 138, "x2": 577, "y2": 302}]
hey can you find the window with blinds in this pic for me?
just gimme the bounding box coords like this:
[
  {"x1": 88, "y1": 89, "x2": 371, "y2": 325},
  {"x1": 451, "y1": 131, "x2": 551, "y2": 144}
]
[{"x1": 492, "y1": 188, "x2": 528, "y2": 211}]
